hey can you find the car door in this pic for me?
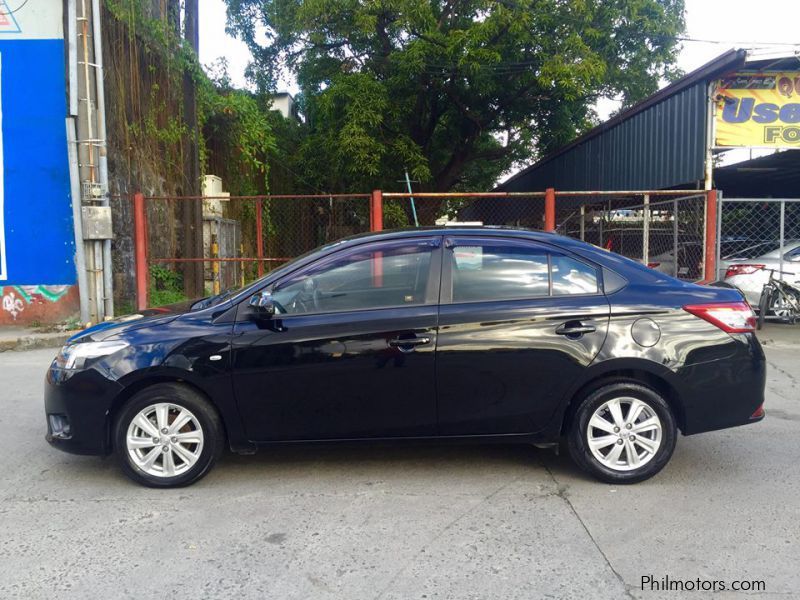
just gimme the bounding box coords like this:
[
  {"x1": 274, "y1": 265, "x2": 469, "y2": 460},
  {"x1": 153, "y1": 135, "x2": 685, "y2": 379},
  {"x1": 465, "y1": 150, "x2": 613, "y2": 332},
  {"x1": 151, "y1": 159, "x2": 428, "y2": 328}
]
[
  {"x1": 231, "y1": 236, "x2": 442, "y2": 441},
  {"x1": 436, "y1": 236, "x2": 610, "y2": 436}
]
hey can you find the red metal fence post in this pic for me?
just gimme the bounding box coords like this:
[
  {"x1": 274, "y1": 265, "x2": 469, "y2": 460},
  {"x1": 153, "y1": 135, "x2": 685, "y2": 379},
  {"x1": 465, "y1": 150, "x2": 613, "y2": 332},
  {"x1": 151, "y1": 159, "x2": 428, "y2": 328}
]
[
  {"x1": 370, "y1": 190, "x2": 383, "y2": 232},
  {"x1": 703, "y1": 189, "x2": 718, "y2": 282},
  {"x1": 256, "y1": 199, "x2": 264, "y2": 277},
  {"x1": 133, "y1": 192, "x2": 149, "y2": 311},
  {"x1": 544, "y1": 188, "x2": 556, "y2": 232}
]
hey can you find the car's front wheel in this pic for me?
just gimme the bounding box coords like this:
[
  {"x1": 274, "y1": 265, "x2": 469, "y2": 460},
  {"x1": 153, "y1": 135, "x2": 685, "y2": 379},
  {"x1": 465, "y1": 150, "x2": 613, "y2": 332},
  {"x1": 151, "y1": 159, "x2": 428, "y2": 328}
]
[
  {"x1": 113, "y1": 383, "x2": 225, "y2": 487},
  {"x1": 567, "y1": 382, "x2": 677, "y2": 484}
]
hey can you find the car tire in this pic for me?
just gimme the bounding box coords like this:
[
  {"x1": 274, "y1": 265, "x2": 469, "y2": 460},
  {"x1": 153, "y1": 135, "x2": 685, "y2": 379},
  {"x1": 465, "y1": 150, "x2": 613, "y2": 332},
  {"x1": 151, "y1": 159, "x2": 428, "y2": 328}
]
[
  {"x1": 567, "y1": 382, "x2": 677, "y2": 484},
  {"x1": 113, "y1": 383, "x2": 225, "y2": 488},
  {"x1": 757, "y1": 287, "x2": 771, "y2": 330}
]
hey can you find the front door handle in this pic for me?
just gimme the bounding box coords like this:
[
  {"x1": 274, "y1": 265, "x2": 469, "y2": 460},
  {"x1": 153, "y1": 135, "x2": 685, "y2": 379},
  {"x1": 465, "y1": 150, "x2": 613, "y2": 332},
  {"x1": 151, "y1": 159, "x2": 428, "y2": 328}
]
[
  {"x1": 555, "y1": 322, "x2": 597, "y2": 337},
  {"x1": 388, "y1": 336, "x2": 431, "y2": 352}
]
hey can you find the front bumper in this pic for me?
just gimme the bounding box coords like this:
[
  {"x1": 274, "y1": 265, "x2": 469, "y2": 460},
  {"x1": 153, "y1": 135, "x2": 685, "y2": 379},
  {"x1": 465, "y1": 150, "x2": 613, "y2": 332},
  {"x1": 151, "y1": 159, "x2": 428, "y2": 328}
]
[
  {"x1": 44, "y1": 362, "x2": 124, "y2": 456},
  {"x1": 679, "y1": 333, "x2": 767, "y2": 435}
]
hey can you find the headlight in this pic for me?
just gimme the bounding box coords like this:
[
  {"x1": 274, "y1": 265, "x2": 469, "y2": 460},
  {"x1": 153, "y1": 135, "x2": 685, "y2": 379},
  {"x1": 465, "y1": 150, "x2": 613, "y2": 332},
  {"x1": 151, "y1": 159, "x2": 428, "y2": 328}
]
[{"x1": 56, "y1": 340, "x2": 130, "y2": 370}]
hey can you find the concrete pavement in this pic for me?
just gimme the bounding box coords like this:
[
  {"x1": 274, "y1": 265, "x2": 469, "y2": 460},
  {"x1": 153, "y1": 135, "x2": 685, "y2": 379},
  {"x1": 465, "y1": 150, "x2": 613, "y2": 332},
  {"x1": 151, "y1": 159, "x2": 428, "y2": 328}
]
[{"x1": 0, "y1": 335, "x2": 798, "y2": 599}]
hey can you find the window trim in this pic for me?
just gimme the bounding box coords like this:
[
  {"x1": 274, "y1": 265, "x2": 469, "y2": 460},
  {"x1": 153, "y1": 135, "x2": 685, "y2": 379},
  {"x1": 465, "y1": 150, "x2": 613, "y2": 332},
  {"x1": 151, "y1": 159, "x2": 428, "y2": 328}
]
[
  {"x1": 239, "y1": 236, "x2": 444, "y2": 319},
  {"x1": 440, "y1": 235, "x2": 603, "y2": 306}
]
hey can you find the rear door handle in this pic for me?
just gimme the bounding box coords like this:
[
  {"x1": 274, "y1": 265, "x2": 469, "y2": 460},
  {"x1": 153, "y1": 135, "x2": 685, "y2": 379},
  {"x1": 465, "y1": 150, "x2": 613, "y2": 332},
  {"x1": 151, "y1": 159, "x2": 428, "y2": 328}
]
[
  {"x1": 555, "y1": 323, "x2": 596, "y2": 336},
  {"x1": 388, "y1": 336, "x2": 431, "y2": 351}
]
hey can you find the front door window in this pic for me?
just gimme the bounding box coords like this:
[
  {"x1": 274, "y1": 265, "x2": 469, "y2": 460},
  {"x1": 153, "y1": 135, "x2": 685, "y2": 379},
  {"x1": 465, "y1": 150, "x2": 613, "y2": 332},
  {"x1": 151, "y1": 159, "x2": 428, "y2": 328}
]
[{"x1": 272, "y1": 239, "x2": 437, "y2": 314}]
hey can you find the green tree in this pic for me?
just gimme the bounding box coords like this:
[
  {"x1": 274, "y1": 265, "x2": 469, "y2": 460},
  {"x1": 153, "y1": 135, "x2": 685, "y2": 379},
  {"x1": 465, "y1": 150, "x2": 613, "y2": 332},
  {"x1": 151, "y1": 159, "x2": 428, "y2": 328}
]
[{"x1": 225, "y1": 0, "x2": 685, "y2": 201}]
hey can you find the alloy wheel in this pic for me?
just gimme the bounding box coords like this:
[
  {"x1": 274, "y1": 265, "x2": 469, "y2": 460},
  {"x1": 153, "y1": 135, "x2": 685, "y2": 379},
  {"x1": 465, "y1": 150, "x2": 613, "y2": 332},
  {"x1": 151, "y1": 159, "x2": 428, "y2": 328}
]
[
  {"x1": 586, "y1": 397, "x2": 663, "y2": 472},
  {"x1": 126, "y1": 403, "x2": 205, "y2": 478},
  {"x1": 771, "y1": 295, "x2": 793, "y2": 319}
]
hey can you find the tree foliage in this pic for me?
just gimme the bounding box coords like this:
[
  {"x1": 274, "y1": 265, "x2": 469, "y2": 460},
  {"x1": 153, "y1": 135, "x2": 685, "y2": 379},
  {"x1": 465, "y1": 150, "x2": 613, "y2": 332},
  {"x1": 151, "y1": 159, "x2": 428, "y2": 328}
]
[{"x1": 225, "y1": 0, "x2": 685, "y2": 192}]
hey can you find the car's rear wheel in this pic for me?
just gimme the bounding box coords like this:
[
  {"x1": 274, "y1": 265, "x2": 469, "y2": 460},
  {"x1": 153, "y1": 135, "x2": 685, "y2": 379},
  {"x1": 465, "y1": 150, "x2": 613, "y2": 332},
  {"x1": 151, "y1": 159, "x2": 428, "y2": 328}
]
[
  {"x1": 567, "y1": 382, "x2": 677, "y2": 484},
  {"x1": 114, "y1": 383, "x2": 224, "y2": 488}
]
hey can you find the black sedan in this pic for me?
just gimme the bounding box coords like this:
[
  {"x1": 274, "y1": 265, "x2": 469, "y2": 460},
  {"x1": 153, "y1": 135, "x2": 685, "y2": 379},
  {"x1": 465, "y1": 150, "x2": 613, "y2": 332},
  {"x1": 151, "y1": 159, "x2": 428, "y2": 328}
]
[{"x1": 45, "y1": 228, "x2": 766, "y2": 487}]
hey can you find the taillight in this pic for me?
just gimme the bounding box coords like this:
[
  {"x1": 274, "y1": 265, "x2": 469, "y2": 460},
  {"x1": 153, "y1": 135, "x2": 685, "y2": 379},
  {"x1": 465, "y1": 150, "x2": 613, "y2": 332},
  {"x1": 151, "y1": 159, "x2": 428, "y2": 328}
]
[
  {"x1": 750, "y1": 404, "x2": 765, "y2": 419},
  {"x1": 725, "y1": 264, "x2": 765, "y2": 278},
  {"x1": 647, "y1": 262, "x2": 660, "y2": 269},
  {"x1": 683, "y1": 302, "x2": 756, "y2": 333}
]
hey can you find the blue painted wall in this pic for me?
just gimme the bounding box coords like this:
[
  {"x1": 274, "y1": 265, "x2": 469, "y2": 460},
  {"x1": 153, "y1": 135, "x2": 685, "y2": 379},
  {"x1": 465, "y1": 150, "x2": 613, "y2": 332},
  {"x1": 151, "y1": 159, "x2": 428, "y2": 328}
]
[{"x1": 0, "y1": 38, "x2": 75, "y2": 285}]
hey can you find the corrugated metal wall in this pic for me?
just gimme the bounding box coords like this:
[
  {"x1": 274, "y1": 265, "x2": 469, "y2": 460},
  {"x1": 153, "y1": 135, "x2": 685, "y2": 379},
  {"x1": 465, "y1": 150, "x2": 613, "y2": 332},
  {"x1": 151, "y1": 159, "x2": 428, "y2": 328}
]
[{"x1": 499, "y1": 81, "x2": 708, "y2": 192}]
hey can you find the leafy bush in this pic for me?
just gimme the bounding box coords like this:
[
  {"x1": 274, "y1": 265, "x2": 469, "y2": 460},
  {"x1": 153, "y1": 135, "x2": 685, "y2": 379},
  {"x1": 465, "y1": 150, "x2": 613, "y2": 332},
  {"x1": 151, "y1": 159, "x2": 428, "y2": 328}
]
[{"x1": 149, "y1": 264, "x2": 186, "y2": 307}]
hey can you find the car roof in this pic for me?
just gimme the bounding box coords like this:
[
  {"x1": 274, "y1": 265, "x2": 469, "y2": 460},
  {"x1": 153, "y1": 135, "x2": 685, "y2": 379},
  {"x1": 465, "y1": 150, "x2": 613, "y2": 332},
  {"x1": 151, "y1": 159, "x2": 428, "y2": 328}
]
[
  {"x1": 334, "y1": 226, "x2": 680, "y2": 286},
  {"x1": 335, "y1": 225, "x2": 557, "y2": 243},
  {"x1": 756, "y1": 240, "x2": 800, "y2": 259}
]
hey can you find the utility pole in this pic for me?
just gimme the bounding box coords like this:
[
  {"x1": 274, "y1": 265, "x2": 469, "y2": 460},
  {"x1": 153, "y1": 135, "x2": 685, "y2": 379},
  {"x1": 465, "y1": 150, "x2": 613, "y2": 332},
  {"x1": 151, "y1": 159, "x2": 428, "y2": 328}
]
[{"x1": 181, "y1": 0, "x2": 204, "y2": 297}]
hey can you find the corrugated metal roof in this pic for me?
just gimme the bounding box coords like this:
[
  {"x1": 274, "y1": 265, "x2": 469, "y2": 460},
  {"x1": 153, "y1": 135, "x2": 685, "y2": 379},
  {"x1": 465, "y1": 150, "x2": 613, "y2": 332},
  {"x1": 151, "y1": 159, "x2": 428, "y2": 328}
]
[{"x1": 497, "y1": 49, "x2": 748, "y2": 192}]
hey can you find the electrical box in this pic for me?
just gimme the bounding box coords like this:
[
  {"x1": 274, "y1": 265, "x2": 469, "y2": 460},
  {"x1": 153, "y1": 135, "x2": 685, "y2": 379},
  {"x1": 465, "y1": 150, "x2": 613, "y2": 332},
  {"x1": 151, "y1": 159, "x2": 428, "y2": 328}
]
[
  {"x1": 202, "y1": 175, "x2": 230, "y2": 217},
  {"x1": 82, "y1": 206, "x2": 113, "y2": 240}
]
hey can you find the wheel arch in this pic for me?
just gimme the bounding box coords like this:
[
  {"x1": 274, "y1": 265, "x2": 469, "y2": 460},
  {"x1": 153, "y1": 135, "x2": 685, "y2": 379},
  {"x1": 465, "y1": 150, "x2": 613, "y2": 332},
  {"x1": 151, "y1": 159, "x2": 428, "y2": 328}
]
[
  {"x1": 558, "y1": 360, "x2": 686, "y2": 436},
  {"x1": 105, "y1": 374, "x2": 230, "y2": 454}
]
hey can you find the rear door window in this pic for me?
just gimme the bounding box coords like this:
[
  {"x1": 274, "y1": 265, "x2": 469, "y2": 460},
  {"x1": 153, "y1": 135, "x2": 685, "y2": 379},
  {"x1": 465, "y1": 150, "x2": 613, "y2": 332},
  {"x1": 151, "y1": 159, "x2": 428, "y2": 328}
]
[
  {"x1": 551, "y1": 254, "x2": 599, "y2": 295},
  {"x1": 446, "y1": 237, "x2": 599, "y2": 303}
]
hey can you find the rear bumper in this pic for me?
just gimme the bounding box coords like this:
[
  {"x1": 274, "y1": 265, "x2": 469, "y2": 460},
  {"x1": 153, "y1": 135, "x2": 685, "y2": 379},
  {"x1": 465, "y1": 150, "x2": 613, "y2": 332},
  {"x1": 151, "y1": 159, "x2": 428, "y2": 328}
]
[
  {"x1": 678, "y1": 333, "x2": 767, "y2": 435},
  {"x1": 44, "y1": 362, "x2": 123, "y2": 456},
  {"x1": 724, "y1": 274, "x2": 766, "y2": 306}
]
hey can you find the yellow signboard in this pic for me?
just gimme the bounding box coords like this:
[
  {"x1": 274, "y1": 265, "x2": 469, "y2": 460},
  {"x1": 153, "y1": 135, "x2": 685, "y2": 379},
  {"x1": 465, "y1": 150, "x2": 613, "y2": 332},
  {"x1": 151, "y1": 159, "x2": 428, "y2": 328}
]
[{"x1": 715, "y1": 72, "x2": 800, "y2": 147}]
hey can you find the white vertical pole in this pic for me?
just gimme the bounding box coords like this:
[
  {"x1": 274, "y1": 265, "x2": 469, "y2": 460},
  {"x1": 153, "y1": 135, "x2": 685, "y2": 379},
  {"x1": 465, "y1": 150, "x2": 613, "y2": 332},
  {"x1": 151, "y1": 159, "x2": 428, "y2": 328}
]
[
  {"x1": 67, "y1": 119, "x2": 91, "y2": 324},
  {"x1": 779, "y1": 201, "x2": 785, "y2": 282},
  {"x1": 92, "y1": 0, "x2": 114, "y2": 318},
  {"x1": 67, "y1": 0, "x2": 79, "y2": 117},
  {"x1": 673, "y1": 199, "x2": 679, "y2": 278},
  {"x1": 716, "y1": 192, "x2": 723, "y2": 280}
]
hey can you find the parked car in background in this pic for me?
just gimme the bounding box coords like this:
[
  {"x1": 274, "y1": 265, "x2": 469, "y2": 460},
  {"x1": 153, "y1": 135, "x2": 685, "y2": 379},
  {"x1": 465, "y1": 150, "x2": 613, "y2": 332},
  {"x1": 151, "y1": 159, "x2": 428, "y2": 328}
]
[
  {"x1": 648, "y1": 240, "x2": 783, "y2": 282},
  {"x1": 724, "y1": 241, "x2": 800, "y2": 307},
  {"x1": 46, "y1": 228, "x2": 765, "y2": 488},
  {"x1": 648, "y1": 241, "x2": 703, "y2": 280}
]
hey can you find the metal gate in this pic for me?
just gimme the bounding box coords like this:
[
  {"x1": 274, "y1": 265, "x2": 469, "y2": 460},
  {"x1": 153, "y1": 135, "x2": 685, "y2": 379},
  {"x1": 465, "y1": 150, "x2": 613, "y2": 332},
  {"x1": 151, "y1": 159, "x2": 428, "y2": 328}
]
[{"x1": 203, "y1": 216, "x2": 242, "y2": 292}]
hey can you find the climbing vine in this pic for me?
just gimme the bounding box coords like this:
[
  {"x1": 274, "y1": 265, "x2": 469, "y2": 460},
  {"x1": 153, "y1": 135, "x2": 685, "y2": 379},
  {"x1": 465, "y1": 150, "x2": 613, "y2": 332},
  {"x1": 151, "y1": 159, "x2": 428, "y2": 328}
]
[
  {"x1": 102, "y1": 0, "x2": 278, "y2": 301},
  {"x1": 103, "y1": 0, "x2": 275, "y2": 196}
]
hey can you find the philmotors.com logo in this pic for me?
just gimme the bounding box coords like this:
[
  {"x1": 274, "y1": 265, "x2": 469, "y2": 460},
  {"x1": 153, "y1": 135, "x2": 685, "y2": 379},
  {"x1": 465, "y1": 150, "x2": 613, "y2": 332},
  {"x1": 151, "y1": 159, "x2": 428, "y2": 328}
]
[{"x1": 0, "y1": 1, "x2": 22, "y2": 34}]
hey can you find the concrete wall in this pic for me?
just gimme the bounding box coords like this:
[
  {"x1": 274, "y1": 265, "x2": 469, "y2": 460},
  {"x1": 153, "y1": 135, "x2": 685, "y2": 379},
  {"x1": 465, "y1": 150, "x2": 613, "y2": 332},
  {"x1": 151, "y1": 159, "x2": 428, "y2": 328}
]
[
  {"x1": 270, "y1": 94, "x2": 295, "y2": 120},
  {"x1": 0, "y1": 0, "x2": 77, "y2": 324}
]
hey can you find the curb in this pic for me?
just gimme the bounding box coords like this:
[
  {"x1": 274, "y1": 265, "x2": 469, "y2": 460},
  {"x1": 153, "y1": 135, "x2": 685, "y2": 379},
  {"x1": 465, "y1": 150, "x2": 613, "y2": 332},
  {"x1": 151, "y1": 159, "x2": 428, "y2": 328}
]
[{"x1": 0, "y1": 332, "x2": 74, "y2": 353}]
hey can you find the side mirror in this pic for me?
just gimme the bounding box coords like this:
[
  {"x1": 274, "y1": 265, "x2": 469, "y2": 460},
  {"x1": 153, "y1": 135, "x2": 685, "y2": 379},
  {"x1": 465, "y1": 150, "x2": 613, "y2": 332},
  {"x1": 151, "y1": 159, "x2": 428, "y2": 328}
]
[{"x1": 248, "y1": 291, "x2": 275, "y2": 317}]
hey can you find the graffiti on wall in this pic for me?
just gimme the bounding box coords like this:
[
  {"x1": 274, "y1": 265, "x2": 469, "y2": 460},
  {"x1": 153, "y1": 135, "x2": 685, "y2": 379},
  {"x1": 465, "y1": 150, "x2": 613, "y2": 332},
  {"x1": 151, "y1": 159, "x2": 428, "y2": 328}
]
[{"x1": 1, "y1": 285, "x2": 70, "y2": 320}]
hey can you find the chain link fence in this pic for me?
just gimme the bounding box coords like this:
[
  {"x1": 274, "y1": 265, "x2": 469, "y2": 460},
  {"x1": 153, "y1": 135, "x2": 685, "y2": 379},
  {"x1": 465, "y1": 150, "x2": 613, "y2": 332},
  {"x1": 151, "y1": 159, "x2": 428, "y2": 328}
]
[
  {"x1": 121, "y1": 190, "x2": 713, "y2": 309},
  {"x1": 556, "y1": 193, "x2": 707, "y2": 280},
  {"x1": 382, "y1": 193, "x2": 547, "y2": 228},
  {"x1": 383, "y1": 191, "x2": 709, "y2": 281},
  {"x1": 717, "y1": 198, "x2": 800, "y2": 280},
  {"x1": 129, "y1": 194, "x2": 372, "y2": 308}
]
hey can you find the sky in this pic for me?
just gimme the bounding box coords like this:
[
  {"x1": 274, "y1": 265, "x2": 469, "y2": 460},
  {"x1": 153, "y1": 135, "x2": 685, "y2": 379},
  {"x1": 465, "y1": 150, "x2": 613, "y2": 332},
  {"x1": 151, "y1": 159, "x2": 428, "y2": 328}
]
[{"x1": 199, "y1": 0, "x2": 800, "y2": 93}]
